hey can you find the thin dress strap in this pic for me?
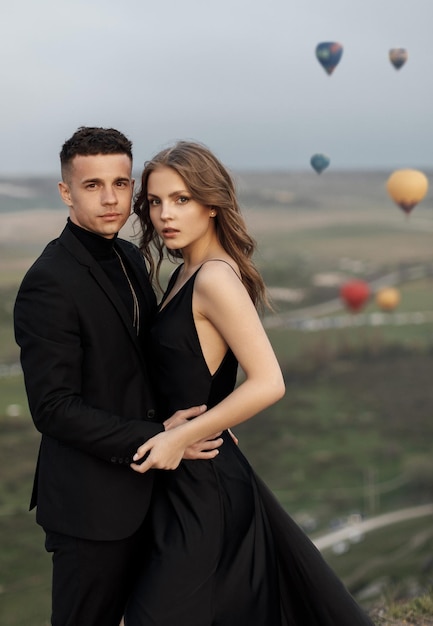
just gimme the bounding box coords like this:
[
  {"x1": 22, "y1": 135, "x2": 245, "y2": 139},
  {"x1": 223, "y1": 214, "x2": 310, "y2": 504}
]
[{"x1": 199, "y1": 258, "x2": 242, "y2": 281}]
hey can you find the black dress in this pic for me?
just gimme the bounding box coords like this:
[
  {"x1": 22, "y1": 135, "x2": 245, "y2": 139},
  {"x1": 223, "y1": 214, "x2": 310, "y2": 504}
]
[{"x1": 125, "y1": 265, "x2": 374, "y2": 626}]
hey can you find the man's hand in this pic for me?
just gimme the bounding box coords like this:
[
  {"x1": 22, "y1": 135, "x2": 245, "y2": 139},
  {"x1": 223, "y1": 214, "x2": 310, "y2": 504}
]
[
  {"x1": 228, "y1": 428, "x2": 239, "y2": 446},
  {"x1": 163, "y1": 404, "x2": 223, "y2": 460},
  {"x1": 183, "y1": 433, "x2": 223, "y2": 460},
  {"x1": 163, "y1": 404, "x2": 206, "y2": 431}
]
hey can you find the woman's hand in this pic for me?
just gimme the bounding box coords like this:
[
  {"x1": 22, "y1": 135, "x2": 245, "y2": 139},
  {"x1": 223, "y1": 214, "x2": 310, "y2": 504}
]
[{"x1": 130, "y1": 429, "x2": 189, "y2": 473}]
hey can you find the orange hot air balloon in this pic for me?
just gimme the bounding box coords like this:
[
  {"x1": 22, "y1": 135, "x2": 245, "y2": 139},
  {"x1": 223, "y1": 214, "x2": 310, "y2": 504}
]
[
  {"x1": 376, "y1": 287, "x2": 400, "y2": 312},
  {"x1": 386, "y1": 169, "x2": 429, "y2": 215},
  {"x1": 340, "y1": 280, "x2": 370, "y2": 312}
]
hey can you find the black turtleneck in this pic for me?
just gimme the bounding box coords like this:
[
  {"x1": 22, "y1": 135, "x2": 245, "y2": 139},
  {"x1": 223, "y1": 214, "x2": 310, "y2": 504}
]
[
  {"x1": 67, "y1": 218, "x2": 119, "y2": 261},
  {"x1": 66, "y1": 219, "x2": 145, "y2": 338}
]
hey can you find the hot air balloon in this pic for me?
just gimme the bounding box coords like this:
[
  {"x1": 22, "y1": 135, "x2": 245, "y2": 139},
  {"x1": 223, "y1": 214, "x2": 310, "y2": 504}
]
[
  {"x1": 386, "y1": 169, "x2": 429, "y2": 215},
  {"x1": 376, "y1": 287, "x2": 400, "y2": 312},
  {"x1": 389, "y1": 48, "x2": 408, "y2": 70},
  {"x1": 340, "y1": 280, "x2": 370, "y2": 312},
  {"x1": 315, "y1": 42, "x2": 343, "y2": 75},
  {"x1": 310, "y1": 153, "x2": 330, "y2": 174}
]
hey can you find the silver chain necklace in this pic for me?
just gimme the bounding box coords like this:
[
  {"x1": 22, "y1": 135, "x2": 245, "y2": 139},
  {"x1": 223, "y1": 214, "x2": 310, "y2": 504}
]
[{"x1": 114, "y1": 248, "x2": 140, "y2": 335}]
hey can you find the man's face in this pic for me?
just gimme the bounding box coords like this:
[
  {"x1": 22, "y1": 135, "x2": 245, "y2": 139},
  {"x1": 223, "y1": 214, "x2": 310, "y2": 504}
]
[{"x1": 58, "y1": 153, "x2": 134, "y2": 238}]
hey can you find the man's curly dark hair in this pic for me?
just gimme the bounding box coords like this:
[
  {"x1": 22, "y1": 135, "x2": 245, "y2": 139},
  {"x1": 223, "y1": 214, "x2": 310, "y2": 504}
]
[{"x1": 60, "y1": 126, "x2": 133, "y2": 181}]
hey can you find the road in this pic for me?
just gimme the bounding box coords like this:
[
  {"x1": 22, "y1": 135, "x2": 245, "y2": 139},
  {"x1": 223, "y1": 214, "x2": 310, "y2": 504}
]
[
  {"x1": 262, "y1": 264, "x2": 433, "y2": 330},
  {"x1": 312, "y1": 503, "x2": 433, "y2": 551}
]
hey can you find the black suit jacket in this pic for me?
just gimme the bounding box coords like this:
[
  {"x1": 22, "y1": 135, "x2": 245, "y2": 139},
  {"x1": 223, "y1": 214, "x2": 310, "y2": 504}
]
[{"x1": 14, "y1": 226, "x2": 163, "y2": 541}]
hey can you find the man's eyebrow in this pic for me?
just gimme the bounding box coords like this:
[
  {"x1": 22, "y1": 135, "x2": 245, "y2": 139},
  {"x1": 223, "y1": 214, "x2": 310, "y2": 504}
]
[{"x1": 81, "y1": 176, "x2": 131, "y2": 184}]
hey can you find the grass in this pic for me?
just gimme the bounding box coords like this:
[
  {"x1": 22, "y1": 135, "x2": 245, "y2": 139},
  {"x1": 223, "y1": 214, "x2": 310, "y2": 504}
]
[
  {"x1": 0, "y1": 377, "x2": 30, "y2": 423},
  {"x1": 237, "y1": 346, "x2": 433, "y2": 521},
  {"x1": 267, "y1": 318, "x2": 433, "y2": 367},
  {"x1": 0, "y1": 406, "x2": 51, "y2": 625},
  {"x1": 0, "y1": 411, "x2": 38, "y2": 514},
  {"x1": 0, "y1": 513, "x2": 51, "y2": 626},
  {"x1": 370, "y1": 593, "x2": 433, "y2": 625},
  {"x1": 385, "y1": 594, "x2": 433, "y2": 624},
  {"x1": 255, "y1": 219, "x2": 433, "y2": 268},
  {"x1": 322, "y1": 517, "x2": 433, "y2": 593}
]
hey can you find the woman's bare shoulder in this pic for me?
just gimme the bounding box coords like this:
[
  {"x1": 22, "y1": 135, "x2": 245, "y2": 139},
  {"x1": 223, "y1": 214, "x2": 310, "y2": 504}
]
[{"x1": 198, "y1": 258, "x2": 241, "y2": 281}]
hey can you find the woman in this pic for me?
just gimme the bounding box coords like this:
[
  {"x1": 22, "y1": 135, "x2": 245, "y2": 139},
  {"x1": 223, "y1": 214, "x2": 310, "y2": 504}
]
[{"x1": 124, "y1": 142, "x2": 374, "y2": 625}]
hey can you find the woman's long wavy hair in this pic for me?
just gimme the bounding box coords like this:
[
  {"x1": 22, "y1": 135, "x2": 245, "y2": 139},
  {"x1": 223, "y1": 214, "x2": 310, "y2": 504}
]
[{"x1": 133, "y1": 141, "x2": 270, "y2": 310}]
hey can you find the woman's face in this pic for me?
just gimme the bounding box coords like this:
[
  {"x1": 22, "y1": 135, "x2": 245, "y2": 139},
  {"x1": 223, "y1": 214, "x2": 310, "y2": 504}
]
[{"x1": 147, "y1": 165, "x2": 216, "y2": 253}]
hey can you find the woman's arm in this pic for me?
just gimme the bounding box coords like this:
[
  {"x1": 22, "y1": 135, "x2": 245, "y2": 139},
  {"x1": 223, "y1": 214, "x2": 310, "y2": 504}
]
[{"x1": 131, "y1": 262, "x2": 285, "y2": 473}]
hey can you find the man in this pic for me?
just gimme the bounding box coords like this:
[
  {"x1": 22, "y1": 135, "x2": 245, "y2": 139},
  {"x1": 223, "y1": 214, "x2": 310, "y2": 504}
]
[{"x1": 14, "y1": 127, "x2": 221, "y2": 626}]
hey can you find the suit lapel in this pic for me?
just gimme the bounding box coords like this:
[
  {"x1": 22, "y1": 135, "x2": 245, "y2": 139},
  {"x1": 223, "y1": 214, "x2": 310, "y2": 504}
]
[
  {"x1": 116, "y1": 239, "x2": 156, "y2": 315},
  {"x1": 58, "y1": 227, "x2": 146, "y2": 363}
]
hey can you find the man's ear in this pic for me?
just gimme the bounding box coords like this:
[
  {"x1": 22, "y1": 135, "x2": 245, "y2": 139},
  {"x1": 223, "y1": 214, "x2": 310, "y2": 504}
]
[{"x1": 58, "y1": 181, "x2": 72, "y2": 207}]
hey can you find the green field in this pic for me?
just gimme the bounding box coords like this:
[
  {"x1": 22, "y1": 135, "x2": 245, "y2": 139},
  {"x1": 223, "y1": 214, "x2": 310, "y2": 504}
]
[{"x1": 323, "y1": 516, "x2": 433, "y2": 596}]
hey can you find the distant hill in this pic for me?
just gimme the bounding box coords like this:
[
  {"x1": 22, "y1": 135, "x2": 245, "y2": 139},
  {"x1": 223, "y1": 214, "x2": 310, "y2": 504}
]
[{"x1": 1, "y1": 169, "x2": 432, "y2": 213}]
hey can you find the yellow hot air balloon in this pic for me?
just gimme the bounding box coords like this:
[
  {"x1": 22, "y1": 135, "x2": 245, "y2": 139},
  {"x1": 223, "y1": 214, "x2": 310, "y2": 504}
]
[
  {"x1": 376, "y1": 287, "x2": 400, "y2": 312},
  {"x1": 386, "y1": 169, "x2": 429, "y2": 215}
]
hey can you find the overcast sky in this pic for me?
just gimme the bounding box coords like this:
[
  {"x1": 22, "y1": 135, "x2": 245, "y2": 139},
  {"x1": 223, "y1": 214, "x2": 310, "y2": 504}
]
[{"x1": 1, "y1": 0, "x2": 432, "y2": 174}]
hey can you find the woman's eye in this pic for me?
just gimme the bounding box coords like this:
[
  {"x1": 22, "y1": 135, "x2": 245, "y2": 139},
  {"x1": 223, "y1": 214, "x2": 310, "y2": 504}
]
[
  {"x1": 177, "y1": 196, "x2": 189, "y2": 204},
  {"x1": 149, "y1": 198, "x2": 160, "y2": 206}
]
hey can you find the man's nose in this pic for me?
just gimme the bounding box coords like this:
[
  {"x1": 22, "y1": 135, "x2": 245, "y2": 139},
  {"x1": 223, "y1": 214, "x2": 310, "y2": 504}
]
[{"x1": 101, "y1": 186, "x2": 118, "y2": 205}]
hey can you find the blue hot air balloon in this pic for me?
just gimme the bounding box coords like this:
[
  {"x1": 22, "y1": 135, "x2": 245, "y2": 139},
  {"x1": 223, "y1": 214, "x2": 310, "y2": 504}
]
[
  {"x1": 315, "y1": 42, "x2": 343, "y2": 75},
  {"x1": 310, "y1": 154, "x2": 330, "y2": 174}
]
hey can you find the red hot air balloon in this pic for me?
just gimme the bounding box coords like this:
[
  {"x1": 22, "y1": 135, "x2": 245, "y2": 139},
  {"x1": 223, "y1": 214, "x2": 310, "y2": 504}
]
[{"x1": 340, "y1": 280, "x2": 370, "y2": 312}]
